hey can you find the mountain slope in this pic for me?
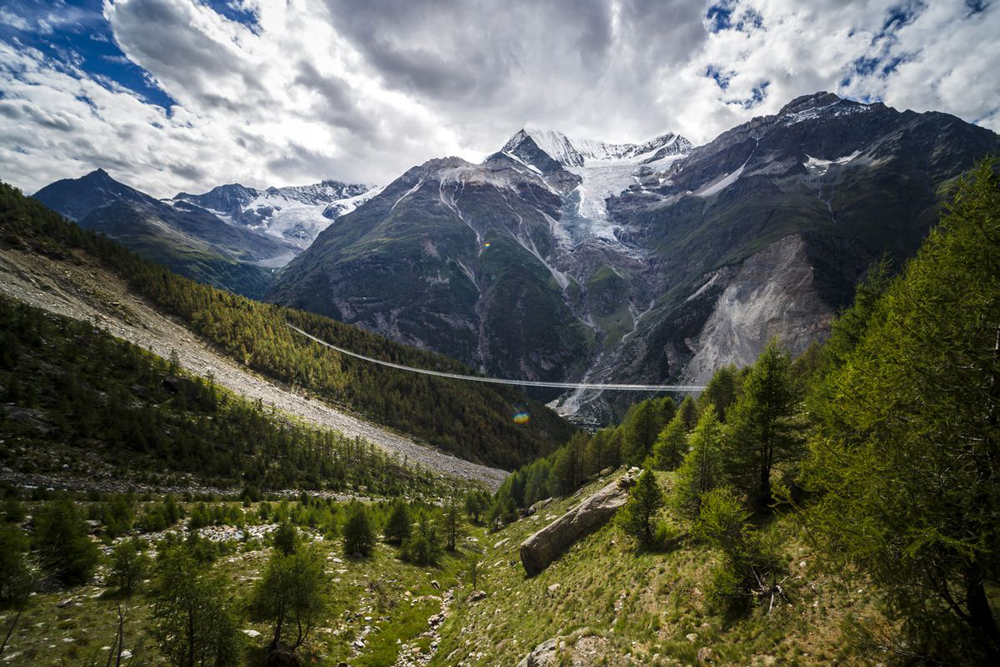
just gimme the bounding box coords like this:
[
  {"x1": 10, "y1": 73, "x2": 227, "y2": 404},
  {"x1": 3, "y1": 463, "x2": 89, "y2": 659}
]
[
  {"x1": 267, "y1": 130, "x2": 692, "y2": 394},
  {"x1": 600, "y1": 92, "x2": 1000, "y2": 397},
  {"x1": 268, "y1": 92, "x2": 1000, "y2": 422},
  {"x1": 33, "y1": 169, "x2": 297, "y2": 298},
  {"x1": 1, "y1": 182, "x2": 575, "y2": 471}
]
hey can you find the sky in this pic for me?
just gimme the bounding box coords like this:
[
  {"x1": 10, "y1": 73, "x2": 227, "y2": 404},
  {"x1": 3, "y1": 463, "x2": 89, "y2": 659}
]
[{"x1": 0, "y1": 0, "x2": 998, "y2": 198}]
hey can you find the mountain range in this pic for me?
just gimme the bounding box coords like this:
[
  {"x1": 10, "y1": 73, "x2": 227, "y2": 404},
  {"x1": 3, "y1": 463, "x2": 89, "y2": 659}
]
[
  {"x1": 31, "y1": 91, "x2": 1000, "y2": 422},
  {"x1": 33, "y1": 169, "x2": 374, "y2": 299}
]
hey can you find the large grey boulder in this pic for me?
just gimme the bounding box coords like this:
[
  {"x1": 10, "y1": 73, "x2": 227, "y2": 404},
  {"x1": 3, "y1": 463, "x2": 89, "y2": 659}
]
[{"x1": 519, "y1": 471, "x2": 637, "y2": 576}]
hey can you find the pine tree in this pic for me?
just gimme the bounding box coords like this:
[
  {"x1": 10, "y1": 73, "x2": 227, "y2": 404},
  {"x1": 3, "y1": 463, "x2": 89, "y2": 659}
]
[
  {"x1": 803, "y1": 160, "x2": 1000, "y2": 661},
  {"x1": 673, "y1": 405, "x2": 725, "y2": 517},
  {"x1": 652, "y1": 413, "x2": 688, "y2": 471},
  {"x1": 342, "y1": 504, "x2": 375, "y2": 557},
  {"x1": 621, "y1": 400, "x2": 664, "y2": 465},
  {"x1": 383, "y1": 502, "x2": 412, "y2": 545},
  {"x1": 443, "y1": 499, "x2": 463, "y2": 551},
  {"x1": 723, "y1": 340, "x2": 800, "y2": 508},
  {"x1": 677, "y1": 395, "x2": 699, "y2": 431},
  {"x1": 32, "y1": 499, "x2": 100, "y2": 585},
  {"x1": 698, "y1": 365, "x2": 738, "y2": 422},
  {"x1": 618, "y1": 468, "x2": 664, "y2": 546},
  {"x1": 250, "y1": 546, "x2": 327, "y2": 650}
]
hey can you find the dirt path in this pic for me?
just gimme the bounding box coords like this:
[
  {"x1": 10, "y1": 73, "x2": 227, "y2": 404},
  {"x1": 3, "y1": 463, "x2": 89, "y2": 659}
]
[{"x1": 0, "y1": 247, "x2": 507, "y2": 489}]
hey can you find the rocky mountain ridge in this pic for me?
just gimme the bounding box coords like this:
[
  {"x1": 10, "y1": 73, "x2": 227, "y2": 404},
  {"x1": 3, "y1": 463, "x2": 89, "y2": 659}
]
[{"x1": 266, "y1": 91, "x2": 1000, "y2": 422}]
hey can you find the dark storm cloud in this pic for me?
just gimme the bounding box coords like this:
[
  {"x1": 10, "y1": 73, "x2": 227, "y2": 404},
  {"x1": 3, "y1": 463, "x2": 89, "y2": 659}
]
[
  {"x1": 322, "y1": 0, "x2": 618, "y2": 104},
  {"x1": 292, "y1": 60, "x2": 376, "y2": 136}
]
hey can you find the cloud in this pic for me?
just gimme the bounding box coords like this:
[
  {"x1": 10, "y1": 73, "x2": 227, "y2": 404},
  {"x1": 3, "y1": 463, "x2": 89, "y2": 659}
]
[{"x1": 0, "y1": 0, "x2": 996, "y2": 199}]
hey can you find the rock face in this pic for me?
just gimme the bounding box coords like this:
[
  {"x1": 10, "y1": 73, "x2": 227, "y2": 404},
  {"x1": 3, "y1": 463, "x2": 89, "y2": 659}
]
[
  {"x1": 266, "y1": 91, "x2": 1000, "y2": 423},
  {"x1": 682, "y1": 234, "x2": 832, "y2": 384},
  {"x1": 520, "y1": 471, "x2": 637, "y2": 576}
]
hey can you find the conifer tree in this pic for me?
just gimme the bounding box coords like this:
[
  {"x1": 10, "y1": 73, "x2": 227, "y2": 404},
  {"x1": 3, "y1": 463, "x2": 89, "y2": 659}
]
[
  {"x1": 677, "y1": 395, "x2": 699, "y2": 431},
  {"x1": 652, "y1": 413, "x2": 688, "y2": 471},
  {"x1": 673, "y1": 405, "x2": 725, "y2": 517},
  {"x1": 723, "y1": 340, "x2": 800, "y2": 508},
  {"x1": 342, "y1": 504, "x2": 375, "y2": 558},
  {"x1": 383, "y1": 502, "x2": 412, "y2": 545},
  {"x1": 803, "y1": 160, "x2": 1000, "y2": 661},
  {"x1": 618, "y1": 468, "x2": 664, "y2": 546}
]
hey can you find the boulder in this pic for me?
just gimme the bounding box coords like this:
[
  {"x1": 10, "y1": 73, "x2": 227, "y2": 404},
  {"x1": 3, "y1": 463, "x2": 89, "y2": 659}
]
[
  {"x1": 516, "y1": 637, "x2": 560, "y2": 667},
  {"x1": 519, "y1": 472, "x2": 637, "y2": 576}
]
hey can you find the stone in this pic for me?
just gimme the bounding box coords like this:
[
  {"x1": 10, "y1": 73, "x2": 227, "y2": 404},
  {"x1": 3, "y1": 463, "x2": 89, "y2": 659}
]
[
  {"x1": 547, "y1": 584, "x2": 561, "y2": 593},
  {"x1": 698, "y1": 647, "x2": 714, "y2": 664},
  {"x1": 469, "y1": 590, "x2": 487, "y2": 602},
  {"x1": 686, "y1": 633, "x2": 699, "y2": 642},
  {"x1": 431, "y1": 580, "x2": 440, "y2": 590},
  {"x1": 516, "y1": 637, "x2": 559, "y2": 667},
  {"x1": 519, "y1": 471, "x2": 638, "y2": 576}
]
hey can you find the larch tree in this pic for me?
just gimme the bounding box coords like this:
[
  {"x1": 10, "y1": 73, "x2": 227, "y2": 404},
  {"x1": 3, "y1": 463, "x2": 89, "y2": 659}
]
[{"x1": 803, "y1": 161, "x2": 1000, "y2": 662}]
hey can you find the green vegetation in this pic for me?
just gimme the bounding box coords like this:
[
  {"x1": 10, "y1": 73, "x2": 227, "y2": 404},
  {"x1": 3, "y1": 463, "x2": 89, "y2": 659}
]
[
  {"x1": 800, "y1": 160, "x2": 1000, "y2": 662},
  {"x1": 343, "y1": 503, "x2": 376, "y2": 557},
  {"x1": 618, "y1": 468, "x2": 665, "y2": 546},
  {"x1": 32, "y1": 499, "x2": 101, "y2": 586},
  {"x1": 0, "y1": 295, "x2": 445, "y2": 495},
  {"x1": 151, "y1": 541, "x2": 243, "y2": 666},
  {"x1": 459, "y1": 160, "x2": 1000, "y2": 664},
  {"x1": 0, "y1": 181, "x2": 575, "y2": 469},
  {"x1": 0, "y1": 489, "x2": 484, "y2": 666},
  {"x1": 250, "y1": 546, "x2": 328, "y2": 650}
]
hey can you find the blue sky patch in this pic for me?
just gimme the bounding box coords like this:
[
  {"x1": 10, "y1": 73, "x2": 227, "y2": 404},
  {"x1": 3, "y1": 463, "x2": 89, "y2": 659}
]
[{"x1": 0, "y1": 0, "x2": 176, "y2": 110}]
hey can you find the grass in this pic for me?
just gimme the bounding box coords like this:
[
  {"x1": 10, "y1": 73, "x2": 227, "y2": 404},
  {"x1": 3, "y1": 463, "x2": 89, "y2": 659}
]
[
  {"x1": 1, "y1": 500, "x2": 487, "y2": 667},
  {"x1": 429, "y1": 470, "x2": 887, "y2": 667}
]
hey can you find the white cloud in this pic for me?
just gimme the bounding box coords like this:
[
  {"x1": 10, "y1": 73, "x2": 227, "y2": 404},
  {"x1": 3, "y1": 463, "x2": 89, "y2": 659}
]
[{"x1": 0, "y1": 0, "x2": 997, "y2": 198}]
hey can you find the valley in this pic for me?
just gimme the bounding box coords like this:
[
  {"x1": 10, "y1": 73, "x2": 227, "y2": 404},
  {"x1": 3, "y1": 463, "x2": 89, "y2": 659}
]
[{"x1": 0, "y1": 243, "x2": 507, "y2": 488}]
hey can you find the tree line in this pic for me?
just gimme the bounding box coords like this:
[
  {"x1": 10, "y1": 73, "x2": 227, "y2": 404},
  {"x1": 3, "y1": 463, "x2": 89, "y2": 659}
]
[
  {"x1": 492, "y1": 160, "x2": 1000, "y2": 664},
  {"x1": 0, "y1": 295, "x2": 447, "y2": 496},
  {"x1": 0, "y1": 182, "x2": 576, "y2": 469}
]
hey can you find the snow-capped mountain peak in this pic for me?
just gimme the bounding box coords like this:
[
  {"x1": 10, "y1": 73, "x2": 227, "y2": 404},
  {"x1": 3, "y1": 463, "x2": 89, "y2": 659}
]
[
  {"x1": 174, "y1": 179, "x2": 379, "y2": 249},
  {"x1": 502, "y1": 128, "x2": 692, "y2": 168}
]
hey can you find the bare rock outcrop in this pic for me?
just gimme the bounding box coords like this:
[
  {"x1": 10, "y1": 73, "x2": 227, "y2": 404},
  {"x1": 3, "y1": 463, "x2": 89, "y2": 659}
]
[{"x1": 519, "y1": 470, "x2": 637, "y2": 576}]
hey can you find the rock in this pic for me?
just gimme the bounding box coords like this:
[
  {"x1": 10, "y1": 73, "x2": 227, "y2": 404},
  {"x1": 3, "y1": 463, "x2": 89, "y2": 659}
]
[
  {"x1": 686, "y1": 632, "x2": 699, "y2": 642},
  {"x1": 494, "y1": 537, "x2": 510, "y2": 549},
  {"x1": 516, "y1": 637, "x2": 560, "y2": 667},
  {"x1": 469, "y1": 590, "x2": 487, "y2": 602},
  {"x1": 519, "y1": 472, "x2": 638, "y2": 576},
  {"x1": 242, "y1": 629, "x2": 261, "y2": 638},
  {"x1": 698, "y1": 647, "x2": 714, "y2": 664},
  {"x1": 599, "y1": 466, "x2": 614, "y2": 477},
  {"x1": 547, "y1": 584, "x2": 561, "y2": 593},
  {"x1": 430, "y1": 580, "x2": 440, "y2": 590},
  {"x1": 263, "y1": 645, "x2": 300, "y2": 667}
]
